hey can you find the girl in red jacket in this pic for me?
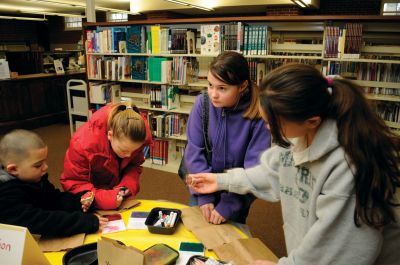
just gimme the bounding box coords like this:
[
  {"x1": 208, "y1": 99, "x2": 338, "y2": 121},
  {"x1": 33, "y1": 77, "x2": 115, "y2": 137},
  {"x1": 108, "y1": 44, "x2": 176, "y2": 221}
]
[{"x1": 61, "y1": 103, "x2": 152, "y2": 210}]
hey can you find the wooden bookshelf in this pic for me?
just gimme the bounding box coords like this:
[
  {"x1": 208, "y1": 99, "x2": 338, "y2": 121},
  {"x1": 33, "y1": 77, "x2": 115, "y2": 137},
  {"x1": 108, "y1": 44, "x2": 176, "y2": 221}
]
[{"x1": 82, "y1": 16, "x2": 400, "y2": 172}]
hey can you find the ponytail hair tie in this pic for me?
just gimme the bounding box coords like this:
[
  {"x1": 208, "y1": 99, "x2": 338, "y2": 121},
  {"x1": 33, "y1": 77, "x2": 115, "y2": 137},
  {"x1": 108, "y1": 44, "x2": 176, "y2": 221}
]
[{"x1": 326, "y1": 77, "x2": 334, "y2": 86}]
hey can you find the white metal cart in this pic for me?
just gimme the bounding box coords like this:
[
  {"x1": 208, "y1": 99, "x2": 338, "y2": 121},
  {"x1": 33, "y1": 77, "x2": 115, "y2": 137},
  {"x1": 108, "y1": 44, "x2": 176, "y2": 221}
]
[{"x1": 66, "y1": 79, "x2": 89, "y2": 136}]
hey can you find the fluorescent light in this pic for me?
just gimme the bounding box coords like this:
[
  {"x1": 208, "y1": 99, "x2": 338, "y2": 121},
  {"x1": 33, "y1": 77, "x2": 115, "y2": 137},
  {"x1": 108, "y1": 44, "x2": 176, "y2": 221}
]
[
  {"x1": 26, "y1": 0, "x2": 139, "y2": 14},
  {"x1": 0, "y1": 15, "x2": 47, "y2": 21},
  {"x1": 291, "y1": 0, "x2": 307, "y2": 8},
  {"x1": 165, "y1": 0, "x2": 189, "y2": 6},
  {"x1": 164, "y1": 0, "x2": 214, "y2": 11},
  {"x1": 21, "y1": 10, "x2": 85, "y2": 17}
]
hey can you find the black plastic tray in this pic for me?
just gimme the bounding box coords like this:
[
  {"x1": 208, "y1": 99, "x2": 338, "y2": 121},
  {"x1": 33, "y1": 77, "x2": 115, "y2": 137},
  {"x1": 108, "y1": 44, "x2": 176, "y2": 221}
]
[
  {"x1": 62, "y1": 242, "x2": 98, "y2": 265},
  {"x1": 145, "y1": 207, "x2": 182, "y2": 235}
]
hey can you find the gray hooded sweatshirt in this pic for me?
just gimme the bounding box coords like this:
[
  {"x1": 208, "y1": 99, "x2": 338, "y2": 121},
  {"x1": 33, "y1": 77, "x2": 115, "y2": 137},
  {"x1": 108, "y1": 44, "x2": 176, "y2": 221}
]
[{"x1": 217, "y1": 119, "x2": 400, "y2": 265}]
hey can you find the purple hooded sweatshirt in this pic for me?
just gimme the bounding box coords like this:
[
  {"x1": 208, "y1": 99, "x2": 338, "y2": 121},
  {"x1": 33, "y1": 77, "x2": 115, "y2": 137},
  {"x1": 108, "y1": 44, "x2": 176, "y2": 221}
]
[{"x1": 184, "y1": 88, "x2": 271, "y2": 223}]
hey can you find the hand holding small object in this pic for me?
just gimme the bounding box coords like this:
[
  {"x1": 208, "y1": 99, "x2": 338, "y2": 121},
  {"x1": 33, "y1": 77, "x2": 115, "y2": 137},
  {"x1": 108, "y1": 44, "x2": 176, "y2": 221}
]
[
  {"x1": 117, "y1": 186, "x2": 130, "y2": 197},
  {"x1": 80, "y1": 191, "x2": 94, "y2": 212},
  {"x1": 186, "y1": 173, "x2": 219, "y2": 193},
  {"x1": 116, "y1": 193, "x2": 124, "y2": 208}
]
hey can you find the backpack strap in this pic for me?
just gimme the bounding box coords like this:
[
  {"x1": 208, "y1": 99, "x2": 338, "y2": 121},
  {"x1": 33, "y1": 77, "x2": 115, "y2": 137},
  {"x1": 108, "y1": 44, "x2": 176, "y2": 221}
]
[{"x1": 201, "y1": 91, "x2": 212, "y2": 165}]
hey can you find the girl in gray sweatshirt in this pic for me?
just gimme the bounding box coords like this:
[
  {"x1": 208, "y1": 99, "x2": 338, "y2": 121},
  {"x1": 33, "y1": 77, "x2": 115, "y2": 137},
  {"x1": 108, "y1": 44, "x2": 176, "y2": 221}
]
[{"x1": 188, "y1": 63, "x2": 400, "y2": 265}]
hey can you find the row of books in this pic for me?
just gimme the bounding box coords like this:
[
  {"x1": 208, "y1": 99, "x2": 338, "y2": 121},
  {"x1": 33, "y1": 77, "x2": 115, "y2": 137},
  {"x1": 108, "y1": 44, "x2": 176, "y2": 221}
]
[
  {"x1": 147, "y1": 112, "x2": 186, "y2": 139},
  {"x1": 88, "y1": 82, "x2": 121, "y2": 104},
  {"x1": 85, "y1": 23, "x2": 272, "y2": 56},
  {"x1": 141, "y1": 85, "x2": 180, "y2": 110},
  {"x1": 88, "y1": 55, "x2": 197, "y2": 85},
  {"x1": 149, "y1": 139, "x2": 169, "y2": 165},
  {"x1": 247, "y1": 58, "x2": 321, "y2": 85},
  {"x1": 323, "y1": 61, "x2": 400, "y2": 84},
  {"x1": 324, "y1": 24, "x2": 363, "y2": 59},
  {"x1": 365, "y1": 87, "x2": 400, "y2": 97},
  {"x1": 376, "y1": 102, "x2": 400, "y2": 124},
  {"x1": 146, "y1": 139, "x2": 186, "y2": 166},
  {"x1": 87, "y1": 56, "x2": 130, "y2": 81}
]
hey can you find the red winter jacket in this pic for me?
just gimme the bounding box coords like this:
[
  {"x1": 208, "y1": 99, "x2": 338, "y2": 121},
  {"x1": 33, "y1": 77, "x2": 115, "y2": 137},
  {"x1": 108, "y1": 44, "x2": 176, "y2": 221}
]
[{"x1": 61, "y1": 104, "x2": 152, "y2": 210}]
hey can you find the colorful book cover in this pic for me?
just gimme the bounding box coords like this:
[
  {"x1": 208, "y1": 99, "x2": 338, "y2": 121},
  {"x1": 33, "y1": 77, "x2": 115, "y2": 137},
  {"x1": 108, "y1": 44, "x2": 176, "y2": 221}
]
[
  {"x1": 131, "y1": 56, "x2": 146, "y2": 80},
  {"x1": 127, "y1": 25, "x2": 142, "y2": 53},
  {"x1": 151, "y1": 25, "x2": 161, "y2": 54},
  {"x1": 200, "y1": 24, "x2": 220, "y2": 55},
  {"x1": 112, "y1": 27, "x2": 127, "y2": 53}
]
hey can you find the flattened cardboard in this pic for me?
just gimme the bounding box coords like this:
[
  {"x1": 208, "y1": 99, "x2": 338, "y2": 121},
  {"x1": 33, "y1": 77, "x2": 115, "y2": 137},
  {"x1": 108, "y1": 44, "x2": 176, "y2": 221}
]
[
  {"x1": 38, "y1": 233, "x2": 85, "y2": 252},
  {"x1": 191, "y1": 225, "x2": 242, "y2": 250},
  {"x1": 96, "y1": 197, "x2": 141, "y2": 216},
  {"x1": 214, "y1": 238, "x2": 278, "y2": 265},
  {"x1": 97, "y1": 237, "x2": 144, "y2": 265},
  {"x1": 181, "y1": 206, "x2": 242, "y2": 250}
]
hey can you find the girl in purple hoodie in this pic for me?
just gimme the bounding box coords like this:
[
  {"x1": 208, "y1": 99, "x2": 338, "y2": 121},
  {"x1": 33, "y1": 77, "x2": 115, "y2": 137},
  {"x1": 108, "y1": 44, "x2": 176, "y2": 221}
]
[{"x1": 184, "y1": 51, "x2": 271, "y2": 224}]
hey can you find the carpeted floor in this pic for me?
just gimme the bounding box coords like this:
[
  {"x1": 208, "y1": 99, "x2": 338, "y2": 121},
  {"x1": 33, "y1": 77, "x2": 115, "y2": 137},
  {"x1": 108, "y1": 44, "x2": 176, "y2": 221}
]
[{"x1": 29, "y1": 123, "x2": 286, "y2": 258}]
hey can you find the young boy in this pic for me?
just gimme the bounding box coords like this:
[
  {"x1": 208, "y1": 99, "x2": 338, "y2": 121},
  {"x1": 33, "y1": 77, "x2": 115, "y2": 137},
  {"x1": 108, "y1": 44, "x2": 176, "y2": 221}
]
[{"x1": 0, "y1": 129, "x2": 107, "y2": 237}]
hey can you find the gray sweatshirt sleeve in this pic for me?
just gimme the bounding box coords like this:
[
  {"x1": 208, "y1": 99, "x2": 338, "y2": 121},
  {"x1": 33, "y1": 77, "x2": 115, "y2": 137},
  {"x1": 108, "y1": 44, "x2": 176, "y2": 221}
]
[
  {"x1": 278, "y1": 159, "x2": 383, "y2": 265},
  {"x1": 216, "y1": 147, "x2": 281, "y2": 202}
]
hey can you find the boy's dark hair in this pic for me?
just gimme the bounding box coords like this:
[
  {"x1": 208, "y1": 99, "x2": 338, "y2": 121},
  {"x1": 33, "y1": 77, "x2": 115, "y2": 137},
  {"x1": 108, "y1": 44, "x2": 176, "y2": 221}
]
[
  {"x1": 259, "y1": 63, "x2": 400, "y2": 229},
  {"x1": 0, "y1": 129, "x2": 46, "y2": 165},
  {"x1": 209, "y1": 51, "x2": 261, "y2": 119}
]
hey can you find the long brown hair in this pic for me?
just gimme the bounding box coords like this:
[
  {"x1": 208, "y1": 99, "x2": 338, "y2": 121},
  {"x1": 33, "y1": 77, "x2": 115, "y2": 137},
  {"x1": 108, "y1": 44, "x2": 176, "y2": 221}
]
[
  {"x1": 259, "y1": 63, "x2": 400, "y2": 228},
  {"x1": 107, "y1": 103, "x2": 146, "y2": 142},
  {"x1": 209, "y1": 51, "x2": 261, "y2": 119}
]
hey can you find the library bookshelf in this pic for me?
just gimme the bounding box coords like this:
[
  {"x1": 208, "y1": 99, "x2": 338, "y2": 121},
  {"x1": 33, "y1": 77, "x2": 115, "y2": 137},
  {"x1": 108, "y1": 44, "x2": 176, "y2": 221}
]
[{"x1": 82, "y1": 15, "x2": 400, "y2": 173}]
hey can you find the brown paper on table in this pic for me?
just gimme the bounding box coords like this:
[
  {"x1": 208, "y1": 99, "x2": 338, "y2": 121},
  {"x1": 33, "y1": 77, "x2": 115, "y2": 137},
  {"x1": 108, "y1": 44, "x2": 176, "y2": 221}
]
[
  {"x1": 181, "y1": 206, "x2": 243, "y2": 250},
  {"x1": 97, "y1": 237, "x2": 144, "y2": 265},
  {"x1": 96, "y1": 197, "x2": 141, "y2": 216},
  {"x1": 214, "y1": 238, "x2": 278, "y2": 265},
  {"x1": 181, "y1": 206, "x2": 209, "y2": 230},
  {"x1": 38, "y1": 233, "x2": 85, "y2": 252}
]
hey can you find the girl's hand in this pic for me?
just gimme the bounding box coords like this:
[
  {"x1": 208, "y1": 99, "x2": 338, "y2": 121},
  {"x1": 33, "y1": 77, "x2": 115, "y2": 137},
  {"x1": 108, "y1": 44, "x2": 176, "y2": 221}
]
[
  {"x1": 249, "y1": 260, "x2": 276, "y2": 265},
  {"x1": 96, "y1": 216, "x2": 108, "y2": 232},
  {"x1": 116, "y1": 193, "x2": 124, "y2": 208},
  {"x1": 186, "y1": 173, "x2": 218, "y2": 193},
  {"x1": 200, "y1": 203, "x2": 214, "y2": 222},
  {"x1": 118, "y1": 186, "x2": 131, "y2": 197},
  {"x1": 209, "y1": 209, "x2": 226, "y2": 224},
  {"x1": 80, "y1": 191, "x2": 94, "y2": 212}
]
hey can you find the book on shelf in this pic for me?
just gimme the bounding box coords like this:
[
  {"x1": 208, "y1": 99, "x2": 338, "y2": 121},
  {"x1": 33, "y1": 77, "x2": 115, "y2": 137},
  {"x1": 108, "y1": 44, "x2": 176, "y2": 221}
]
[
  {"x1": 160, "y1": 27, "x2": 170, "y2": 54},
  {"x1": 112, "y1": 27, "x2": 127, "y2": 53},
  {"x1": 150, "y1": 25, "x2": 161, "y2": 55},
  {"x1": 147, "y1": 57, "x2": 168, "y2": 82},
  {"x1": 324, "y1": 23, "x2": 363, "y2": 59},
  {"x1": 170, "y1": 28, "x2": 188, "y2": 54},
  {"x1": 131, "y1": 56, "x2": 147, "y2": 80},
  {"x1": 256, "y1": 63, "x2": 266, "y2": 86},
  {"x1": 200, "y1": 24, "x2": 221, "y2": 55},
  {"x1": 150, "y1": 139, "x2": 168, "y2": 165},
  {"x1": 186, "y1": 29, "x2": 196, "y2": 54},
  {"x1": 343, "y1": 23, "x2": 363, "y2": 59},
  {"x1": 242, "y1": 25, "x2": 271, "y2": 56},
  {"x1": 167, "y1": 86, "x2": 180, "y2": 110},
  {"x1": 89, "y1": 82, "x2": 121, "y2": 104},
  {"x1": 126, "y1": 25, "x2": 146, "y2": 53}
]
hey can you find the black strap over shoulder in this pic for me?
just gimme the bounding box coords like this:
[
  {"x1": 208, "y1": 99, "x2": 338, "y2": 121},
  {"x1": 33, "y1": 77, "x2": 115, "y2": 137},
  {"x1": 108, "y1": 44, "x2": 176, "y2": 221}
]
[{"x1": 201, "y1": 91, "x2": 212, "y2": 165}]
